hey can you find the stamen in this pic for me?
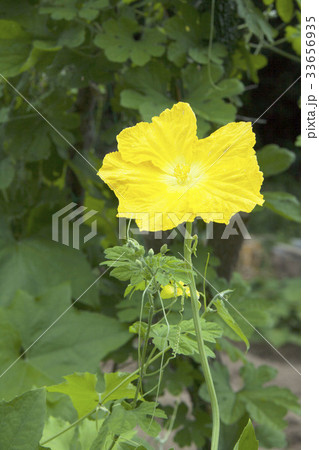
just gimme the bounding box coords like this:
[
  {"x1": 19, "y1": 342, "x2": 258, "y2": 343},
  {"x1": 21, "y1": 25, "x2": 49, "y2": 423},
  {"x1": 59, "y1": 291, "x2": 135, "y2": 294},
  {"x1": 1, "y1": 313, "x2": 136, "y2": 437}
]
[{"x1": 174, "y1": 163, "x2": 191, "y2": 184}]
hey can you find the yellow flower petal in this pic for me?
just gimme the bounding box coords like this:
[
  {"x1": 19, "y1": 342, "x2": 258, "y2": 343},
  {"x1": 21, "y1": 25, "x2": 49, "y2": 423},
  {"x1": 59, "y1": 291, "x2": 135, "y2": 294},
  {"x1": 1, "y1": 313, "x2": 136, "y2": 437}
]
[
  {"x1": 98, "y1": 144, "x2": 197, "y2": 231},
  {"x1": 116, "y1": 102, "x2": 197, "y2": 170},
  {"x1": 177, "y1": 121, "x2": 264, "y2": 224},
  {"x1": 160, "y1": 281, "x2": 200, "y2": 300},
  {"x1": 160, "y1": 281, "x2": 192, "y2": 299},
  {"x1": 98, "y1": 103, "x2": 264, "y2": 231},
  {"x1": 97, "y1": 150, "x2": 161, "y2": 200},
  {"x1": 161, "y1": 284, "x2": 183, "y2": 299}
]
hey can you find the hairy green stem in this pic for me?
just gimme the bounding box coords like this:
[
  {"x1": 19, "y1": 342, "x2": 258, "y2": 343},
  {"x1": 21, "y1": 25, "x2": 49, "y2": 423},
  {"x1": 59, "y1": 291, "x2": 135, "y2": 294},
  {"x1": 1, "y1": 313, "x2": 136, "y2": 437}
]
[
  {"x1": 184, "y1": 222, "x2": 220, "y2": 450},
  {"x1": 133, "y1": 296, "x2": 154, "y2": 407},
  {"x1": 203, "y1": 252, "x2": 210, "y2": 312}
]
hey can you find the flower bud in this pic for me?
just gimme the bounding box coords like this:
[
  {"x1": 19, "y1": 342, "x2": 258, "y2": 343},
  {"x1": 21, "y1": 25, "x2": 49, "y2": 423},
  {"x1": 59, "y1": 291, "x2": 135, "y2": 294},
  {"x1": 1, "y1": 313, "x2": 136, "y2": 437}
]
[{"x1": 160, "y1": 244, "x2": 168, "y2": 254}]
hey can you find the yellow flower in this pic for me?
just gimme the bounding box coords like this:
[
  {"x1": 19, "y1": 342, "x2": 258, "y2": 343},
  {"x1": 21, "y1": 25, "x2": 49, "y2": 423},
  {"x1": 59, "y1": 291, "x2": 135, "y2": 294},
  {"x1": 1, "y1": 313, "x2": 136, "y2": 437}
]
[
  {"x1": 161, "y1": 281, "x2": 195, "y2": 299},
  {"x1": 98, "y1": 102, "x2": 264, "y2": 232}
]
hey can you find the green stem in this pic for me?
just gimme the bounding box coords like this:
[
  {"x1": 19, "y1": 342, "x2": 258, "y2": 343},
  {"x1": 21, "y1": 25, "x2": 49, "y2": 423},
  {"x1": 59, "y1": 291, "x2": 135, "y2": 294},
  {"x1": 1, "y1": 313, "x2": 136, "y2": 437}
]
[
  {"x1": 145, "y1": 346, "x2": 156, "y2": 366},
  {"x1": 133, "y1": 296, "x2": 154, "y2": 407},
  {"x1": 202, "y1": 299, "x2": 216, "y2": 320},
  {"x1": 250, "y1": 42, "x2": 301, "y2": 63},
  {"x1": 108, "y1": 434, "x2": 119, "y2": 450},
  {"x1": 203, "y1": 252, "x2": 210, "y2": 312},
  {"x1": 40, "y1": 347, "x2": 169, "y2": 446},
  {"x1": 184, "y1": 222, "x2": 220, "y2": 450}
]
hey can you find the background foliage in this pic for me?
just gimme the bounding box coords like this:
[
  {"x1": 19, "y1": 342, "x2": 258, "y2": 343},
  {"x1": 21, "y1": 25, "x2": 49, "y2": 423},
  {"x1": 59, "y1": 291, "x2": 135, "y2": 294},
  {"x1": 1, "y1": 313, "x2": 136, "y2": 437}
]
[{"x1": 0, "y1": 0, "x2": 300, "y2": 449}]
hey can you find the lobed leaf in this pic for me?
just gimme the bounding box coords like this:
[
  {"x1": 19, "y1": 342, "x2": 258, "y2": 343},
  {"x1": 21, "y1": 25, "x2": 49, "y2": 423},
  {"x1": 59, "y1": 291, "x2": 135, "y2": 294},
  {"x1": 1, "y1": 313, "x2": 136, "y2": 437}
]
[
  {"x1": 0, "y1": 284, "x2": 130, "y2": 400},
  {"x1": 0, "y1": 389, "x2": 46, "y2": 449}
]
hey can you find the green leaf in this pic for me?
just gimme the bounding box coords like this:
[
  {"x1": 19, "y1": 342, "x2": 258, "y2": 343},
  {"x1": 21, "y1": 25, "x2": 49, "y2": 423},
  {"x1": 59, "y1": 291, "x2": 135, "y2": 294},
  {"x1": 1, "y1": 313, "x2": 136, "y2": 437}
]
[
  {"x1": 162, "y1": 359, "x2": 200, "y2": 395},
  {"x1": 244, "y1": 399, "x2": 287, "y2": 430},
  {"x1": 102, "y1": 241, "x2": 145, "y2": 285},
  {"x1": 90, "y1": 414, "x2": 133, "y2": 449},
  {"x1": 92, "y1": 401, "x2": 166, "y2": 447},
  {"x1": 182, "y1": 65, "x2": 243, "y2": 125},
  {"x1": 0, "y1": 236, "x2": 99, "y2": 307},
  {"x1": 188, "y1": 46, "x2": 210, "y2": 64},
  {"x1": 257, "y1": 144, "x2": 296, "y2": 176},
  {"x1": 295, "y1": 135, "x2": 301, "y2": 147},
  {"x1": 0, "y1": 106, "x2": 10, "y2": 124},
  {"x1": 100, "y1": 373, "x2": 138, "y2": 403},
  {"x1": 213, "y1": 298, "x2": 250, "y2": 350},
  {"x1": 235, "y1": 0, "x2": 275, "y2": 42},
  {"x1": 40, "y1": 0, "x2": 78, "y2": 21},
  {"x1": 204, "y1": 362, "x2": 300, "y2": 431},
  {"x1": 78, "y1": 419, "x2": 104, "y2": 449},
  {"x1": 136, "y1": 318, "x2": 222, "y2": 358},
  {"x1": 119, "y1": 62, "x2": 173, "y2": 121},
  {"x1": 233, "y1": 419, "x2": 258, "y2": 450},
  {"x1": 0, "y1": 389, "x2": 46, "y2": 449},
  {"x1": 189, "y1": 43, "x2": 227, "y2": 65},
  {"x1": 255, "y1": 423, "x2": 287, "y2": 448},
  {"x1": 164, "y1": 5, "x2": 210, "y2": 67},
  {"x1": 217, "y1": 79, "x2": 246, "y2": 96},
  {"x1": 200, "y1": 363, "x2": 245, "y2": 424},
  {"x1": 263, "y1": 191, "x2": 301, "y2": 222},
  {"x1": 286, "y1": 25, "x2": 301, "y2": 55},
  {"x1": 105, "y1": 404, "x2": 138, "y2": 436},
  {"x1": 94, "y1": 19, "x2": 165, "y2": 66},
  {"x1": 240, "y1": 363, "x2": 277, "y2": 387},
  {"x1": 5, "y1": 117, "x2": 52, "y2": 161},
  {"x1": 0, "y1": 19, "x2": 32, "y2": 77},
  {"x1": 207, "y1": 276, "x2": 271, "y2": 342},
  {"x1": 0, "y1": 284, "x2": 130, "y2": 399},
  {"x1": 153, "y1": 254, "x2": 194, "y2": 285},
  {"x1": 103, "y1": 242, "x2": 193, "y2": 288},
  {"x1": 240, "y1": 366, "x2": 300, "y2": 415},
  {"x1": 276, "y1": 0, "x2": 294, "y2": 23},
  {"x1": 231, "y1": 44, "x2": 268, "y2": 83},
  {"x1": 174, "y1": 405, "x2": 212, "y2": 448},
  {"x1": 79, "y1": 6, "x2": 100, "y2": 21},
  {"x1": 133, "y1": 401, "x2": 167, "y2": 436},
  {"x1": 48, "y1": 372, "x2": 137, "y2": 418},
  {"x1": 0, "y1": 157, "x2": 15, "y2": 190},
  {"x1": 58, "y1": 26, "x2": 85, "y2": 48},
  {"x1": 41, "y1": 416, "x2": 75, "y2": 450},
  {"x1": 238, "y1": 364, "x2": 300, "y2": 430},
  {"x1": 47, "y1": 373, "x2": 100, "y2": 418},
  {"x1": 94, "y1": 18, "x2": 135, "y2": 63}
]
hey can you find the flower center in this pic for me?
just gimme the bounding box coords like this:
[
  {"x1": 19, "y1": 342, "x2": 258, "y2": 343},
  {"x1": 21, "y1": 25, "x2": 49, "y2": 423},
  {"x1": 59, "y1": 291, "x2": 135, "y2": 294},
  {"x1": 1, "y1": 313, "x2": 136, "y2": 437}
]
[{"x1": 174, "y1": 163, "x2": 191, "y2": 185}]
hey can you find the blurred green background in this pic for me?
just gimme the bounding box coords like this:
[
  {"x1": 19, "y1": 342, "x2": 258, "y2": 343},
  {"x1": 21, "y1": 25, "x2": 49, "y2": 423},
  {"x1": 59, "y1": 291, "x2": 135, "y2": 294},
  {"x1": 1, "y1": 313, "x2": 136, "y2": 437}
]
[{"x1": 0, "y1": 0, "x2": 300, "y2": 449}]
